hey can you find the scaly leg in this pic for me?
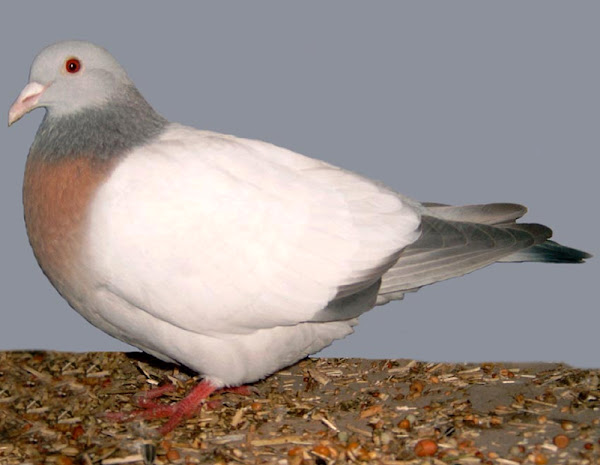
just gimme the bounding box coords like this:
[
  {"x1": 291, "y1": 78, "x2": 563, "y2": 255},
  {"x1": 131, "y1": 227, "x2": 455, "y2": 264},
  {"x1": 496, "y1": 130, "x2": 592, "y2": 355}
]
[{"x1": 105, "y1": 380, "x2": 251, "y2": 435}]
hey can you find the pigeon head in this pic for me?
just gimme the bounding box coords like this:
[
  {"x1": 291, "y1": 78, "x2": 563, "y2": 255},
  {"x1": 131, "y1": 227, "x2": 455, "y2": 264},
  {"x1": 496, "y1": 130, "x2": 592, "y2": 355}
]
[
  {"x1": 9, "y1": 41, "x2": 167, "y2": 160},
  {"x1": 9, "y1": 41, "x2": 134, "y2": 125}
]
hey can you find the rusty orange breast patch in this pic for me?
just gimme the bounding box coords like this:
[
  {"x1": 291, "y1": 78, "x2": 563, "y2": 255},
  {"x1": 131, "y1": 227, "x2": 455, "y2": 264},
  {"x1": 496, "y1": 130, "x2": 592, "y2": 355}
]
[{"x1": 23, "y1": 155, "x2": 118, "y2": 296}]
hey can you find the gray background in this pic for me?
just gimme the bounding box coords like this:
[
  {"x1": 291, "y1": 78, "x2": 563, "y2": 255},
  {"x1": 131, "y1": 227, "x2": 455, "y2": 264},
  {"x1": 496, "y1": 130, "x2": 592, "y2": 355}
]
[{"x1": 1, "y1": 2, "x2": 597, "y2": 367}]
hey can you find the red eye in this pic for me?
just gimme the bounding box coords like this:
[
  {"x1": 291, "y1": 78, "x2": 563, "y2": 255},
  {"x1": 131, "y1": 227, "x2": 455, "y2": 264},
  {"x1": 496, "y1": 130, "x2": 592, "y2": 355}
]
[{"x1": 65, "y1": 58, "x2": 81, "y2": 74}]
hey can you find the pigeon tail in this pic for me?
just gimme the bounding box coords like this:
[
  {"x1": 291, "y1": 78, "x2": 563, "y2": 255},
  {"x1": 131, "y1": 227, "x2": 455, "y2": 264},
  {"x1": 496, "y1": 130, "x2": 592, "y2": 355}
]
[
  {"x1": 376, "y1": 203, "x2": 591, "y2": 305},
  {"x1": 498, "y1": 240, "x2": 592, "y2": 264}
]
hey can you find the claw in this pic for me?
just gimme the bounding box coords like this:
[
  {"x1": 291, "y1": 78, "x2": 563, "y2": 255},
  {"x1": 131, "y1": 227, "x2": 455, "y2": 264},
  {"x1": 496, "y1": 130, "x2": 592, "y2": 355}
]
[{"x1": 103, "y1": 380, "x2": 249, "y2": 435}]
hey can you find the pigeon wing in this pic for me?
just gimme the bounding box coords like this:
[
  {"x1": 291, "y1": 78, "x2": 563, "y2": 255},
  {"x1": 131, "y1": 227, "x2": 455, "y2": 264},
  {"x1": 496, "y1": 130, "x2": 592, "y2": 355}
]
[{"x1": 88, "y1": 125, "x2": 421, "y2": 335}]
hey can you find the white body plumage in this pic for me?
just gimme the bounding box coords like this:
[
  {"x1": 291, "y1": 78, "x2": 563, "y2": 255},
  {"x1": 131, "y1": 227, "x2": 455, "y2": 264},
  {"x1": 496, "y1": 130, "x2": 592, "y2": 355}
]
[{"x1": 85, "y1": 124, "x2": 421, "y2": 386}]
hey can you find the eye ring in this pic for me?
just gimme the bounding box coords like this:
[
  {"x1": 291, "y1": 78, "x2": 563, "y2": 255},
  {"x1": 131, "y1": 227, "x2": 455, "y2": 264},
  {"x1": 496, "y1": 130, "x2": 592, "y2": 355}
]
[{"x1": 65, "y1": 58, "x2": 81, "y2": 74}]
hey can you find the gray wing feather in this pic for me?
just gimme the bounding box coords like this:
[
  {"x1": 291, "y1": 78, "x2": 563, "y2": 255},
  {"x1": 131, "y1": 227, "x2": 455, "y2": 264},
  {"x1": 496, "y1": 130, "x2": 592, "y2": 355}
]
[
  {"x1": 377, "y1": 202, "x2": 590, "y2": 305},
  {"x1": 318, "y1": 202, "x2": 590, "y2": 310},
  {"x1": 422, "y1": 202, "x2": 528, "y2": 225},
  {"x1": 377, "y1": 216, "x2": 550, "y2": 302}
]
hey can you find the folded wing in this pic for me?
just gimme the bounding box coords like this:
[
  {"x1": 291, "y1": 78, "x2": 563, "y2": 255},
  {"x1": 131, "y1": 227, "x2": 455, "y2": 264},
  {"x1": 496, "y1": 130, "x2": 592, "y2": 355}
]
[{"x1": 88, "y1": 125, "x2": 421, "y2": 335}]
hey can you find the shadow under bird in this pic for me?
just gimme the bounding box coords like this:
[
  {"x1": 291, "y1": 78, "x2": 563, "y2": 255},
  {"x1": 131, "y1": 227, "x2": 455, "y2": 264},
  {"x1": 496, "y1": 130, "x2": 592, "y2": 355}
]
[{"x1": 9, "y1": 41, "x2": 591, "y2": 435}]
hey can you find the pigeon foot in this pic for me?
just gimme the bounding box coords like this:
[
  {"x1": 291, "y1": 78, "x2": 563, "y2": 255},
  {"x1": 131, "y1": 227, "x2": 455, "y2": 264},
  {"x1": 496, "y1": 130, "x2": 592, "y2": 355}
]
[{"x1": 104, "y1": 381, "x2": 252, "y2": 435}]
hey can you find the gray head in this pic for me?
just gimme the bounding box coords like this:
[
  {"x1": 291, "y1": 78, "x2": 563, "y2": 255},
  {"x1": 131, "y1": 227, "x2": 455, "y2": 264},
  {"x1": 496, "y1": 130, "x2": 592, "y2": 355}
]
[
  {"x1": 9, "y1": 41, "x2": 136, "y2": 124},
  {"x1": 9, "y1": 41, "x2": 167, "y2": 160}
]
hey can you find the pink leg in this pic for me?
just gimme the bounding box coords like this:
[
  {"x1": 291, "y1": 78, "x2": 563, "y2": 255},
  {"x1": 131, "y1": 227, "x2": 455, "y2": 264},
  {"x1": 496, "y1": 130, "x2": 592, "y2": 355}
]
[
  {"x1": 103, "y1": 383, "x2": 178, "y2": 422},
  {"x1": 104, "y1": 380, "x2": 251, "y2": 435},
  {"x1": 134, "y1": 383, "x2": 177, "y2": 409},
  {"x1": 220, "y1": 385, "x2": 252, "y2": 396},
  {"x1": 157, "y1": 380, "x2": 217, "y2": 435}
]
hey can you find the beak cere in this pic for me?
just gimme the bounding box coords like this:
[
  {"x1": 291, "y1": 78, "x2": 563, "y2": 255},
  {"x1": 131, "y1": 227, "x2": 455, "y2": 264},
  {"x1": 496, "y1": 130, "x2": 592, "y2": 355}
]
[{"x1": 8, "y1": 82, "x2": 48, "y2": 126}]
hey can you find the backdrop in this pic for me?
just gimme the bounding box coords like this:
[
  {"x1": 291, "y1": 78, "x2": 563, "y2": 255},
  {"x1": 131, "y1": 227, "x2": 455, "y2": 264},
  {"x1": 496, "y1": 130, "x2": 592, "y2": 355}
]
[{"x1": 1, "y1": 2, "x2": 597, "y2": 367}]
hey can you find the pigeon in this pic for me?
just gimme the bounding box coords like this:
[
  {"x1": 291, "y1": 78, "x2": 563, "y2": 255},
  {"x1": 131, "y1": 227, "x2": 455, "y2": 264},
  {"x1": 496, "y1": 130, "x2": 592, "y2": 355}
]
[{"x1": 9, "y1": 40, "x2": 590, "y2": 434}]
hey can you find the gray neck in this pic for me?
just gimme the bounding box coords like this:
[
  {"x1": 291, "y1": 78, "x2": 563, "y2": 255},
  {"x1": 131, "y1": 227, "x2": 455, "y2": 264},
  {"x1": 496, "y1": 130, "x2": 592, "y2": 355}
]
[{"x1": 29, "y1": 86, "x2": 168, "y2": 162}]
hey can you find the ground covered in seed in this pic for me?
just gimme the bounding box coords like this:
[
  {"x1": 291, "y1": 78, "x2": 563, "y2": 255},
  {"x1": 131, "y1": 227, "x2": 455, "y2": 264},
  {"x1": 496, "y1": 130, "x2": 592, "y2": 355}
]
[{"x1": 0, "y1": 351, "x2": 598, "y2": 464}]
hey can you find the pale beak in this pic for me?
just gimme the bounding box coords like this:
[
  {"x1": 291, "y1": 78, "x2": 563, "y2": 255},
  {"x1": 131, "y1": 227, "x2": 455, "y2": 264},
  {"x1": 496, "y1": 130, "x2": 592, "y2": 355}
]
[{"x1": 8, "y1": 81, "x2": 48, "y2": 126}]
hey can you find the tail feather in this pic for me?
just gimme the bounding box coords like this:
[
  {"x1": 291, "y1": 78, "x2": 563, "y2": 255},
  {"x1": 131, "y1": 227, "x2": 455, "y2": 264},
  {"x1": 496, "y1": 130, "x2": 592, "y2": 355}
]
[
  {"x1": 376, "y1": 202, "x2": 591, "y2": 305},
  {"x1": 499, "y1": 240, "x2": 592, "y2": 263}
]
